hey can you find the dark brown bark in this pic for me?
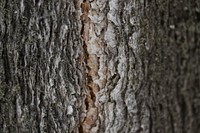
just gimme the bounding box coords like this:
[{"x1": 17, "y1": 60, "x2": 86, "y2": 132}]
[{"x1": 0, "y1": 0, "x2": 200, "y2": 133}]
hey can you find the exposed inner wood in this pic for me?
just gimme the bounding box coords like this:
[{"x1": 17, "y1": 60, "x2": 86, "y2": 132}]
[{"x1": 79, "y1": 0, "x2": 100, "y2": 132}]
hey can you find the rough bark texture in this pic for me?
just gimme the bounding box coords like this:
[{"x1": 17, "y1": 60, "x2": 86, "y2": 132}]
[
  {"x1": 0, "y1": 0, "x2": 200, "y2": 133},
  {"x1": 0, "y1": 0, "x2": 84, "y2": 132}
]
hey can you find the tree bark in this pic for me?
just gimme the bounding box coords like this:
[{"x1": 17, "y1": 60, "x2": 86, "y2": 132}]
[{"x1": 0, "y1": 0, "x2": 200, "y2": 133}]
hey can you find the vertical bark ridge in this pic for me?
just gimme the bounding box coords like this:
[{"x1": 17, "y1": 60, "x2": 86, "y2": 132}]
[
  {"x1": 79, "y1": 0, "x2": 108, "y2": 132},
  {"x1": 79, "y1": 0, "x2": 96, "y2": 132},
  {"x1": 0, "y1": 0, "x2": 85, "y2": 132}
]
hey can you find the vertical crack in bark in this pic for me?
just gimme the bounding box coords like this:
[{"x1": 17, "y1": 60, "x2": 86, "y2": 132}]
[{"x1": 79, "y1": 0, "x2": 100, "y2": 132}]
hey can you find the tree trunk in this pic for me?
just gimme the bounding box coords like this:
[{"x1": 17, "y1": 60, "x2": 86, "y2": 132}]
[{"x1": 0, "y1": 0, "x2": 200, "y2": 133}]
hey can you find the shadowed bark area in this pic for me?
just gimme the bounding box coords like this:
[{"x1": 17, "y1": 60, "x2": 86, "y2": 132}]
[
  {"x1": 138, "y1": 1, "x2": 200, "y2": 132},
  {"x1": 0, "y1": 0, "x2": 200, "y2": 133}
]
